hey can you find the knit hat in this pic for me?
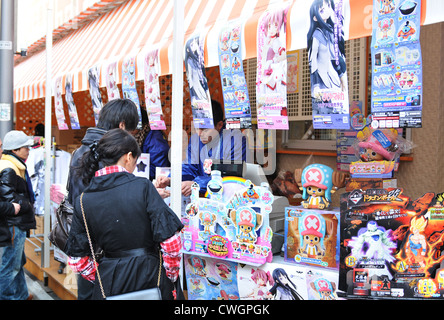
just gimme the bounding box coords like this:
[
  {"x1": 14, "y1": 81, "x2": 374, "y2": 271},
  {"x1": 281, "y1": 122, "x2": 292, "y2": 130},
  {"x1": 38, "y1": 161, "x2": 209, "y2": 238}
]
[{"x1": 3, "y1": 130, "x2": 34, "y2": 150}]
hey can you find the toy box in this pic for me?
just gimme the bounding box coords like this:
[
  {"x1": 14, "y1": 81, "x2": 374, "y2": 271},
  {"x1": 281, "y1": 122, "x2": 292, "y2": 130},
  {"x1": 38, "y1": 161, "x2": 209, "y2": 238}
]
[
  {"x1": 339, "y1": 189, "x2": 444, "y2": 299},
  {"x1": 181, "y1": 171, "x2": 274, "y2": 266},
  {"x1": 284, "y1": 206, "x2": 340, "y2": 269}
]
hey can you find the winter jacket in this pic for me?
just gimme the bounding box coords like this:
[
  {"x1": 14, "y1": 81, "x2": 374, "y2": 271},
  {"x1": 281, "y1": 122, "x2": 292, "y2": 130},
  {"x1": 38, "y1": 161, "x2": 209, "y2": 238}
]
[
  {"x1": 65, "y1": 171, "x2": 183, "y2": 300},
  {"x1": 67, "y1": 127, "x2": 107, "y2": 204},
  {"x1": 141, "y1": 130, "x2": 170, "y2": 179},
  {"x1": 0, "y1": 154, "x2": 36, "y2": 238},
  {"x1": 0, "y1": 201, "x2": 16, "y2": 246}
]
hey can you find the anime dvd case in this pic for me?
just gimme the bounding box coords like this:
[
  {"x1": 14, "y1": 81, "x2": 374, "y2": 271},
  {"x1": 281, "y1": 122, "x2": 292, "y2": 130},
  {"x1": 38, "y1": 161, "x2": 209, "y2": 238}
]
[{"x1": 339, "y1": 188, "x2": 444, "y2": 299}]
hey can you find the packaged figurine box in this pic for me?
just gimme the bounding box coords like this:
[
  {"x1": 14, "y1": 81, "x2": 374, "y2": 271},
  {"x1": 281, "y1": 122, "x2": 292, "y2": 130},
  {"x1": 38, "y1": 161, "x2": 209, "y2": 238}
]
[
  {"x1": 284, "y1": 206, "x2": 340, "y2": 269},
  {"x1": 181, "y1": 171, "x2": 274, "y2": 266},
  {"x1": 339, "y1": 188, "x2": 444, "y2": 299}
]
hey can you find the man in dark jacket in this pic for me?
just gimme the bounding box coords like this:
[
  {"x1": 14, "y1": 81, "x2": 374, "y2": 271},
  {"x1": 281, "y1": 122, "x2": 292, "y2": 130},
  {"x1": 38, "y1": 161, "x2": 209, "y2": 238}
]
[
  {"x1": 66, "y1": 98, "x2": 139, "y2": 300},
  {"x1": 0, "y1": 130, "x2": 36, "y2": 300}
]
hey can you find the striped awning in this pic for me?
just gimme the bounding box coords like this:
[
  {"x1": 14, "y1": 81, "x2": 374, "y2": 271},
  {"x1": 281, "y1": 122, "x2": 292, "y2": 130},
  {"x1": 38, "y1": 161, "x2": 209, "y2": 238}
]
[{"x1": 14, "y1": 0, "x2": 443, "y2": 103}]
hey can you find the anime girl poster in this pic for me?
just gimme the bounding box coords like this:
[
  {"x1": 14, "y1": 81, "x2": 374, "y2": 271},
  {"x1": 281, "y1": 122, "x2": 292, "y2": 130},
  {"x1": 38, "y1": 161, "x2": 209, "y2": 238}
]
[
  {"x1": 184, "y1": 34, "x2": 213, "y2": 129},
  {"x1": 184, "y1": 254, "x2": 239, "y2": 300},
  {"x1": 54, "y1": 76, "x2": 68, "y2": 130},
  {"x1": 105, "y1": 61, "x2": 120, "y2": 101},
  {"x1": 238, "y1": 262, "x2": 308, "y2": 300},
  {"x1": 218, "y1": 23, "x2": 252, "y2": 129},
  {"x1": 256, "y1": 4, "x2": 290, "y2": 130},
  {"x1": 307, "y1": 0, "x2": 350, "y2": 129},
  {"x1": 64, "y1": 73, "x2": 80, "y2": 129},
  {"x1": 122, "y1": 55, "x2": 142, "y2": 129},
  {"x1": 144, "y1": 48, "x2": 166, "y2": 130},
  {"x1": 88, "y1": 64, "x2": 103, "y2": 125}
]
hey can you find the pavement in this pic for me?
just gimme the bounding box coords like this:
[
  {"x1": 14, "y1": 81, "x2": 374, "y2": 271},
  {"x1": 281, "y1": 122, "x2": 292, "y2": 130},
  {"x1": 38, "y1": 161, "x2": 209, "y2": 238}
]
[{"x1": 25, "y1": 270, "x2": 60, "y2": 300}]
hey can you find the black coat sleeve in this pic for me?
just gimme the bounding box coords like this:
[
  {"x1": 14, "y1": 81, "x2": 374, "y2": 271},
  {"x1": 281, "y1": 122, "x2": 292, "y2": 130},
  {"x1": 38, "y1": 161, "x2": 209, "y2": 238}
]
[
  {"x1": 0, "y1": 168, "x2": 33, "y2": 216},
  {"x1": 0, "y1": 201, "x2": 15, "y2": 217},
  {"x1": 65, "y1": 196, "x2": 92, "y2": 257}
]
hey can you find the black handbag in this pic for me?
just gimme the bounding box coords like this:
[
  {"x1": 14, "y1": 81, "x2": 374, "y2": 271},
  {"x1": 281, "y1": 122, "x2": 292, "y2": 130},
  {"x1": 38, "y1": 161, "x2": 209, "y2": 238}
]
[
  {"x1": 80, "y1": 193, "x2": 162, "y2": 300},
  {"x1": 48, "y1": 196, "x2": 73, "y2": 253}
]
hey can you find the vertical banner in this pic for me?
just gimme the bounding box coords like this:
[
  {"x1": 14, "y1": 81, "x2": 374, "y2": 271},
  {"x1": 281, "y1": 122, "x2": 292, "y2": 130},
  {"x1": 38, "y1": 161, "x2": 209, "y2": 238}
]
[
  {"x1": 256, "y1": 4, "x2": 290, "y2": 130},
  {"x1": 65, "y1": 73, "x2": 80, "y2": 129},
  {"x1": 371, "y1": 0, "x2": 422, "y2": 128},
  {"x1": 184, "y1": 34, "x2": 213, "y2": 129},
  {"x1": 54, "y1": 77, "x2": 68, "y2": 130},
  {"x1": 88, "y1": 65, "x2": 103, "y2": 125},
  {"x1": 144, "y1": 49, "x2": 166, "y2": 130},
  {"x1": 287, "y1": 51, "x2": 299, "y2": 94},
  {"x1": 307, "y1": 0, "x2": 350, "y2": 129},
  {"x1": 122, "y1": 56, "x2": 142, "y2": 129},
  {"x1": 105, "y1": 61, "x2": 120, "y2": 101},
  {"x1": 218, "y1": 23, "x2": 252, "y2": 129}
]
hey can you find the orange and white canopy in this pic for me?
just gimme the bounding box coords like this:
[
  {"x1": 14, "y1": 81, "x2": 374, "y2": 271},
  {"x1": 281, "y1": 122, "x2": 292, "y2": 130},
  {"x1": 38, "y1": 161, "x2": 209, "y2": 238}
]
[{"x1": 14, "y1": 0, "x2": 443, "y2": 103}]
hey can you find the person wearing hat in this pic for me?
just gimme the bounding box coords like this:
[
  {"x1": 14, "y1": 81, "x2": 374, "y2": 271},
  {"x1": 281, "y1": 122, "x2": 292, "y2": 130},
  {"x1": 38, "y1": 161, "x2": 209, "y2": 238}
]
[{"x1": 0, "y1": 130, "x2": 36, "y2": 300}]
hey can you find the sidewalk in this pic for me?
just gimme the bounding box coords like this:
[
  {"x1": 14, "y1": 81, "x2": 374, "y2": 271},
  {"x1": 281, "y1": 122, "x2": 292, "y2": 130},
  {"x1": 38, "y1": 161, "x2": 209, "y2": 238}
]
[{"x1": 25, "y1": 270, "x2": 60, "y2": 300}]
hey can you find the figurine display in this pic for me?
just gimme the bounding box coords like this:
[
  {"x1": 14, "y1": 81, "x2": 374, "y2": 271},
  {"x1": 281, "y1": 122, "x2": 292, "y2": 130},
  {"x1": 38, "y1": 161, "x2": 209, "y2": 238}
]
[
  {"x1": 294, "y1": 163, "x2": 346, "y2": 210},
  {"x1": 340, "y1": 189, "x2": 444, "y2": 299},
  {"x1": 285, "y1": 207, "x2": 340, "y2": 269},
  {"x1": 182, "y1": 171, "x2": 274, "y2": 265}
]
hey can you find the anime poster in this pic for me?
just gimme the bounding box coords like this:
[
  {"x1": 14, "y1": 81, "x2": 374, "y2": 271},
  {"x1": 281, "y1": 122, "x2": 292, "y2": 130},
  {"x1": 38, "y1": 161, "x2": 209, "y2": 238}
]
[
  {"x1": 339, "y1": 189, "x2": 444, "y2": 299},
  {"x1": 306, "y1": 268, "x2": 340, "y2": 300},
  {"x1": 287, "y1": 51, "x2": 299, "y2": 94},
  {"x1": 54, "y1": 76, "x2": 68, "y2": 130},
  {"x1": 122, "y1": 56, "x2": 142, "y2": 129},
  {"x1": 88, "y1": 65, "x2": 103, "y2": 125},
  {"x1": 105, "y1": 61, "x2": 120, "y2": 101},
  {"x1": 184, "y1": 34, "x2": 213, "y2": 129},
  {"x1": 307, "y1": 0, "x2": 350, "y2": 130},
  {"x1": 144, "y1": 49, "x2": 166, "y2": 130},
  {"x1": 256, "y1": 4, "x2": 290, "y2": 130},
  {"x1": 64, "y1": 73, "x2": 80, "y2": 129},
  {"x1": 237, "y1": 261, "x2": 308, "y2": 300},
  {"x1": 371, "y1": 0, "x2": 423, "y2": 128},
  {"x1": 218, "y1": 23, "x2": 252, "y2": 130},
  {"x1": 185, "y1": 254, "x2": 240, "y2": 300}
]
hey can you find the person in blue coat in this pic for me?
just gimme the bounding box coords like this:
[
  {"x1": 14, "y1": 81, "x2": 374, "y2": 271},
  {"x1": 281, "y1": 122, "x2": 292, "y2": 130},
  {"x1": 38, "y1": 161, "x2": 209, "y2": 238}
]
[{"x1": 156, "y1": 100, "x2": 249, "y2": 196}]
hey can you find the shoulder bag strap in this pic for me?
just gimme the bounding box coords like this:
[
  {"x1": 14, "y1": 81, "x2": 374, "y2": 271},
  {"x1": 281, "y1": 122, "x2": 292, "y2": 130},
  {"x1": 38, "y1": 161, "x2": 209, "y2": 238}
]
[{"x1": 79, "y1": 192, "x2": 162, "y2": 299}]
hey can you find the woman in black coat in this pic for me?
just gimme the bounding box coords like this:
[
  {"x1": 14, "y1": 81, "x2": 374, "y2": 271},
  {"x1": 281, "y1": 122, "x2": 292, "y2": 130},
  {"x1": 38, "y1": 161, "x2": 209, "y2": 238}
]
[{"x1": 66, "y1": 129, "x2": 184, "y2": 300}]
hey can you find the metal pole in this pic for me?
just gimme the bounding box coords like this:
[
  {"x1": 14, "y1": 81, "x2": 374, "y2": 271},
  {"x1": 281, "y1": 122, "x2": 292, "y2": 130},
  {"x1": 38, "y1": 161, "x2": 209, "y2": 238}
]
[
  {"x1": 43, "y1": 0, "x2": 53, "y2": 269},
  {"x1": 0, "y1": 0, "x2": 15, "y2": 139}
]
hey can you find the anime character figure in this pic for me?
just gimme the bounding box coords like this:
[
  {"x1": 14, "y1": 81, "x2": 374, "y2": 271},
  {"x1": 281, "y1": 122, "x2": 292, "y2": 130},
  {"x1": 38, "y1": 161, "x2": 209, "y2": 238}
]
[
  {"x1": 404, "y1": 216, "x2": 428, "y2": 270},
  {"x1": 378, "y1": 18, "x2": 394, "y2": 40},
  {"x1": 310, "y1": 278, "x2": 337, "y2": 300},
  {"x1": 349, "y1": 221, "x2": 397, "y2": 263},
  {"x1": 215, "y1": 262, "x2": 232, "y2": 280},
  {"x1": 258, "y1": 6, "x2": 289, "y2": 95},
  {"x1": 357, "y1": 127, "x2": 399, "y2": 161},
  {"x1": 242, "y1": 184, "x2": 260, "y2": 204},
  {"x1": 297, "y1": 212, "x2": 326, "y2": 258},
  {"x1": 188, "y1": 256, "x2": 207, "y2": 277},
  {"x1": 229, "y1": 207, "x2": 263, "y2": 244},
  {"x1": 398, "y1": 21, "x2": 416, "y2": 41},
  {"x1": 184, "y1": 35, "x2": 210, "y2": 103},
  {"x1": 298, "y1": 164, "x2": 334, "y2": 210},
  {"x1": 269, "y1": 268, "x2": 304, "y2": 300},
  {"x1": 307, "y1": 0, "x2": 347, "y2": 103},
  {"x1": 199, "y1": 211, "x2": 216, "y2": 234},
  {"x1": 378, "y1": 0, "x2": 396, "y2": 14},
  {"x1": 244, "y1": 269, "x2": 274, "y2": 300}
]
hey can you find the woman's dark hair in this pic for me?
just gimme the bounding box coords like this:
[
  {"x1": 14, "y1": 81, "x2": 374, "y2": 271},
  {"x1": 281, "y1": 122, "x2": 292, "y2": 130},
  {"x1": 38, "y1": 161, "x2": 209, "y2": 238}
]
[
  {"x1": 97, "y1": 98, "x2": 140, "y2": 131},
  {"x1": 80, "y1": 128, "x2": 142, "y2": 185}
]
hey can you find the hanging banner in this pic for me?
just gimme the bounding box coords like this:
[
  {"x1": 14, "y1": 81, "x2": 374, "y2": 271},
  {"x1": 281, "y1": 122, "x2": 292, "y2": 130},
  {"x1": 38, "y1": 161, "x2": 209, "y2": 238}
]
[
  {"x1": 287, "y1": 51, "x2": 299, "y2": 94},
  {"x1": 105, "y1": 61, "x2": 120, "y2": 101},
  {"x1": 307, "y1": 0, "x2": 350, "y2": 130},
  {"x1": 185, "y1": 34, "x2": 213, "y2": 129},
  {"x1": 256, "y1": 4, "x2": 290, "y2": 130},
  {"x1": 144, "y1": 49, "x2": 166, "y2": 130},
  {"x1": 88, "y1": 65, "x2": 103, "y2": 125},
  {"x1": 218, "y1": 23, "x2": 252, "y2": 130},
  {"x1": 54, "y1": 77, "x2": 69, "y2": 130},
  {"x1": 65, "y1": 73, "x2": 80, "y2": 129},
  {"x1": 122, "y1": 56, "x2": 142, "y2": 129},
  {"x1": 370, "y1": 0, "x2": 423, "y2": 128}
]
